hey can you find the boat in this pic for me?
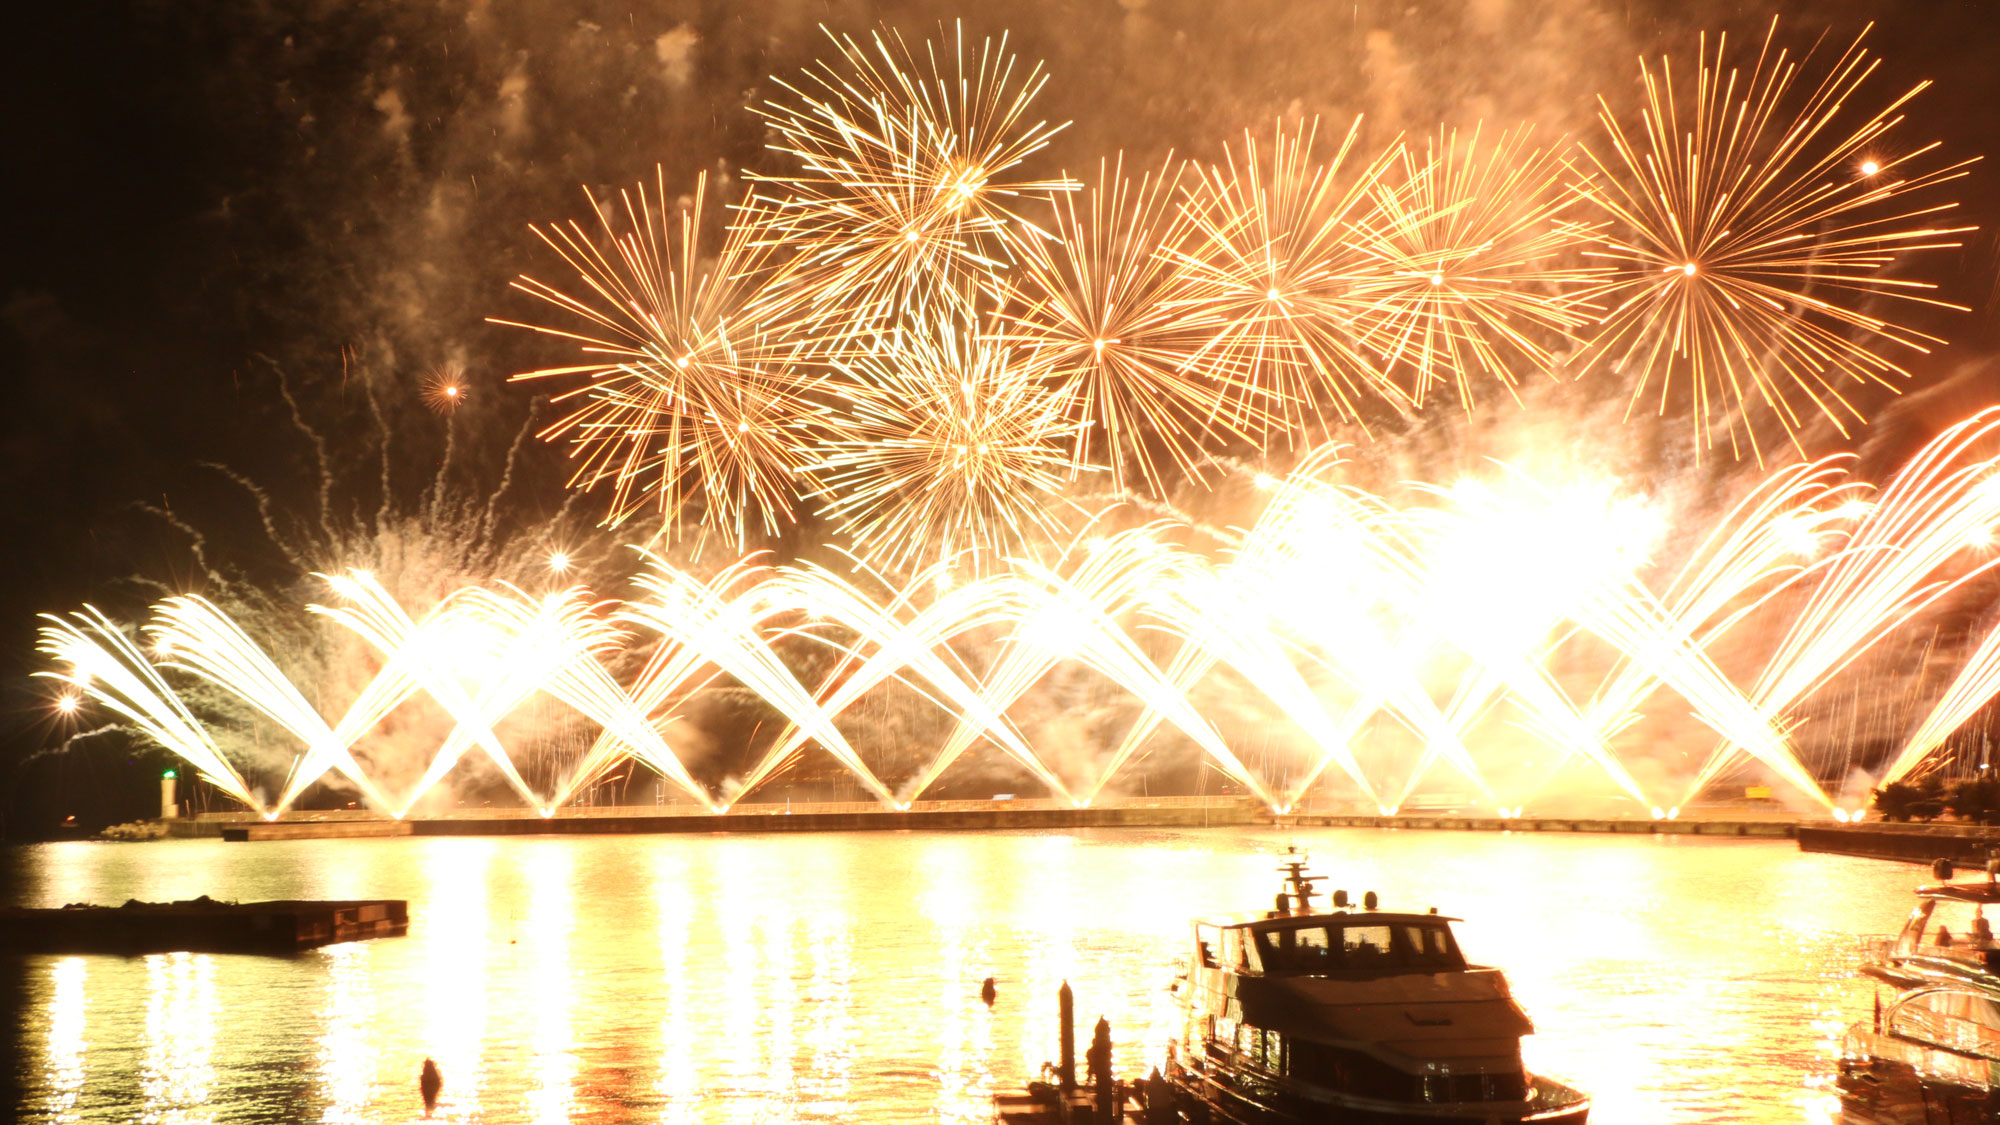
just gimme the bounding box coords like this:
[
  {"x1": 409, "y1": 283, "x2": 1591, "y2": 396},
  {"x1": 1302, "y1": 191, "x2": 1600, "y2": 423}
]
[
  {"x1": 1157, "y1": 851, "x2": 1588, "y2": 1124},
  {"x1": 1835, "y1": 858, "x2": 2000, "y2": 1122},
  {"x1": 1856, "y1": 858, "x2": 2000, "y2": 992}
]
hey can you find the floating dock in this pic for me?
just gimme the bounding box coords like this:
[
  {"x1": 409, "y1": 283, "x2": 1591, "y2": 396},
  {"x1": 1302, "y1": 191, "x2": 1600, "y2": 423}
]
[
  {"x1": 0, "y1": 898, "x2": 409, "y2": 954},
  {"x1": 1799, "y1": 824, "x2": 2000, "y2": 865}
]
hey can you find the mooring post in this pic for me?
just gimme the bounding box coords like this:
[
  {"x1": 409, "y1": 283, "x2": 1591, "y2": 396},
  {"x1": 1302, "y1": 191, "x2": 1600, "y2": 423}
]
[
  {"x1": 1058, "y1": 981, "x2": 1076, "y2": 1092},
  {"x1": 1089, "y1": 1016, "x2": 1114, "y2": 1123}
]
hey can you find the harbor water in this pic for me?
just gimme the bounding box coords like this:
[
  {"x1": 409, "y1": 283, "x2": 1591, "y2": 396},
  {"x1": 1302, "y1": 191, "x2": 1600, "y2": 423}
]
[{"x1": 2, "y1": 827, "x2": 1922, "y2": 1122}]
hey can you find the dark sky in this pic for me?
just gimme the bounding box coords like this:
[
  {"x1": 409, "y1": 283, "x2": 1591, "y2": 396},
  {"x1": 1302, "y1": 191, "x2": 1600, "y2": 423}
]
[{"x1": 5, "y1": 0, "x2": 1999, "y2": 830}]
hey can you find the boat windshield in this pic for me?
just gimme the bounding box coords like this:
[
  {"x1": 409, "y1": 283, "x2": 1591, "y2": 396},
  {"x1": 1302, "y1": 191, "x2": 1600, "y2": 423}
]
[
  {"x1": 1898, "y1": 899, "x2": 2000, "y2": 965},
  {"x1": 1253, "y1": 920, "x2": 1465, "y2": 973}
]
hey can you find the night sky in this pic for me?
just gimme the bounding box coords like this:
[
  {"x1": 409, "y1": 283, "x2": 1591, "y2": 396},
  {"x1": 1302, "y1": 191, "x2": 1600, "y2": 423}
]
[{"x1": 5, "y1": 0, "x2": 1999, "y2": 835}]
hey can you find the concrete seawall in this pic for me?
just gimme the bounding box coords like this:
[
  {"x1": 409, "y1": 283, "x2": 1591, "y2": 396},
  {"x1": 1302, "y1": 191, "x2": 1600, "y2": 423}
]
[
  {"x1": 1272, "y1": 813, "x2": 1797, "y2": 837},
  {"x1": 216, "y1": 799, "x2": 1258, "y2": 840}
]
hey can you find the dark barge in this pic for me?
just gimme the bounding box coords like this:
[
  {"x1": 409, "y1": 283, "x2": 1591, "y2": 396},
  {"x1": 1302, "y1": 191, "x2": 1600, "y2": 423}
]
[{"x1": 0, "y1": 897, "x2": 409, "y2": 955}]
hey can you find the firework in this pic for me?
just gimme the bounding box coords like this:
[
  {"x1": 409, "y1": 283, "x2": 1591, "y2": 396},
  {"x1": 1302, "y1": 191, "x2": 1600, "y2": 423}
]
[
  {"x1": 1574, "y1": 19, "x2": 1977, "y2": 458},
  {"x1": 749, "y1": 22, "x2": 1074, "y2": 336},
  {"x1": 1680, "y1": 409, "x2": 2000, "y2": 797},
  {"x1": 998, "y1": 155, "x2": 1253, "y2": 496},
  {"x1": 808, "y1": 314, "x2": 1081, "y2": 573},
  {"x1": 1886, "y1": 607, "x2": 2000, "y2": 787},
  {"x1": 1168, "y1": 117, "x2": 1407, "y2": 438},
  {"x1": 620, "y1": 557, "x2": 900, "y2": 807},
  {"x1": 37, "y1": 607, "x2": 268, "y2": 816},
  {"x1": 146, "y1": 593, "x2": 399, "y2": 816},
  {"x1": 421, "y1": 364, "x2": 470, "y2": 414},
  {"x1": 494, "y1": 170, "x2": 827, "y2": 547},
  {"x1": 1349, "y1": 124, "x2": 1603, "y2": 409},
  {"x1": 742, "y1": 559, "x2": 1074, "y2": 805},
  {"x1": 34, "y1": 23, "x2": 2000, "y2": 822}
]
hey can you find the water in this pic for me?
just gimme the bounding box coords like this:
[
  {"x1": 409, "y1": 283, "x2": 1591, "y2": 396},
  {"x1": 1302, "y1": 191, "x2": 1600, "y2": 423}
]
[{"x1": 1, "y1": 827, "x2": 1922, "y2": 1123}]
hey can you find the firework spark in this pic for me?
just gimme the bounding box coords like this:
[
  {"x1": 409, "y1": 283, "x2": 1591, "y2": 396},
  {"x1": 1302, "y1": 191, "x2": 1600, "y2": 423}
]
[
  {"x1": 999, "y1": 154, "x2": 1254, "y2": 497},
  {"x1": 808, "y1": 314, "x2": 1081, "y2": 573},
  {"x1": 1574, "y1": 18, "x2": 1977, "y2": 458},
  {"x1": 421, "y1": 365, "x2": 470, "y2": 414},
  {"x1": 1169, "y1": 117, "x2": 1407, "y2": 438},
  {"x1": 494, "y1": 170, "x2": 827, "y2": 547},
  {"x1": 1350, "y1": 124, "x2": 1603, "y2": 409},
  {"x1": 750, "y1": 22, "x2": 1074, "y2": 337}
]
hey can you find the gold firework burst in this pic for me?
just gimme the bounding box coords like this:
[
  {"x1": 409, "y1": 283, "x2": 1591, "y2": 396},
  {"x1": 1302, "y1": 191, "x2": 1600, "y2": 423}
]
[
  {"x1": 1348, "y1": 124, "x2": 1604, "y2": 410},
  {"x1": 1167, "y1": 117, "x2": 1408, "y2": 442},
  {"x1": 808, "y1": 314, "x2": 1080, "y2": 573},
  {"x1": 491, "y1": 170, "x2": 826, "y2": 547},
  {"x1": 749, "y1": 22, "x2": 1075, "y2": 342},
  {"x1": 1574, "y1": 18, "x2": 1976, "y2": 459},
  {"x1": 420, "y1": 364, "x2": 471, "y2": 413},
  {"x1": 998, "y1": 154, "x2": 1258, "y2": 498}
]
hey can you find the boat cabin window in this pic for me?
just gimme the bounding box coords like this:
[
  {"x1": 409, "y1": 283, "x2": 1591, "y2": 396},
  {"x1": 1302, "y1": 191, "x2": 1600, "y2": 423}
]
[
  {"x1": 1898, "y1": 899, "x2": 1999, "y2": 963},
  {"x1": 1220, "y1": 928, "x2": 1259, "y2": 972},
  {"x1": 1890, "y1": 989, "x2": 2000, "y2": 1061},
  {"x1": 1253, "y1": 920, "x2": 1464, "y2": 973}
]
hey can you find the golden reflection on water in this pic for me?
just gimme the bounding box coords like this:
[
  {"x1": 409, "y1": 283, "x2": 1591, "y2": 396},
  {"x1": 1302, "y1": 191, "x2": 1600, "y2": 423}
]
[
  {"x1": 800, "y1": 887, "x2": 856, "y2": 1119},
  {"x1": 920, "y1": 839, "x2": 997, "y2": 1125},
  {"x1": 43, "y1": 956, "x2": 87, "y2": 1123},
  {"x1": 653, "y1": 846, "x2": 698, "y2": 1125},
  {"x1": 314, "y1": 943, "x2": 374, "y2": 1123},
  {"x1": 422, "y1": 840, "x2": 492, "y2": 1121},
  {"x1": 3, "y1": 829, "x2": 1941, "y2": 1122},
  {"x1": 523, "y1": 843, "x2": 575, "y2": 1125},
  {"x1": 140, "y1": 951, "x2": 217, "y2": 1124}
]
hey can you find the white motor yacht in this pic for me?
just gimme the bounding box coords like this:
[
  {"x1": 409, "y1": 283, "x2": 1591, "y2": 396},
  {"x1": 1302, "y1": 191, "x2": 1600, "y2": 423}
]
[{"x1": 1159, "y1": 852, "x2": 1588, "y2": 1124}]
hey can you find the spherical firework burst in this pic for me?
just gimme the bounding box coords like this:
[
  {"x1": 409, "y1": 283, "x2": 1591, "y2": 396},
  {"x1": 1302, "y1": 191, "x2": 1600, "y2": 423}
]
[
  {"x1": 1348, "y1": 124, "x2": 1603, "y2": 410},
  {"x1": 1168, "y1": 117, "x2": 1407, "y2": 440},
  {"x1": 492, "y1": 170, "x2": 828, "y2": 548},
  {"x1": 421, "y1": 363, "x2": 470, "y2": 413},
  {"x1": 1574, "y1": 18, "x2": 1976, "y2": 460},
  {"x1": 749, "y1": 22, "x2": 1075, "y2": 340},
  {"x1": 998, "y1": 155, "x2": 1253, "y2": 498},
  {"x1": 809, "y1": 314, "x2": 1080, "y2": 573}
]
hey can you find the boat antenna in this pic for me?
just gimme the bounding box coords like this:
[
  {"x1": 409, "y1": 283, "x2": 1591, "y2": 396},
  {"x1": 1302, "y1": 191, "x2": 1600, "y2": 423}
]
[{"x1": 1276, "y1": 847, "x2": 1323, "y2": 915}]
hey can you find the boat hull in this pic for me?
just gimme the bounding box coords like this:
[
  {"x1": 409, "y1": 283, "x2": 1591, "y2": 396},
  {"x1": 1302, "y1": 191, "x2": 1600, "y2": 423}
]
[
  {"x1": 1836, "y1": 1024, "x2": 2000, "y2": 1124},
  {"x1": 1163, "y1": 1058, "x2": 1587, "y2": 1124}
]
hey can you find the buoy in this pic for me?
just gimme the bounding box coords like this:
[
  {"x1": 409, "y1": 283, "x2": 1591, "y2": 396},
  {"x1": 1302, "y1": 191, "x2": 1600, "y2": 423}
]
[
  {"x1": 420, "y1": 1057, "x2": 442, "y2": 1112},
  {"x1": 981, "y1": 976, "x2": 997, "y2": 1007}
]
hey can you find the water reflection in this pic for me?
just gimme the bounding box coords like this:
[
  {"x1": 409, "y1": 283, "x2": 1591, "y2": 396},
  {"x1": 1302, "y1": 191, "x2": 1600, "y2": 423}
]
[
  {"x1": 3, "y1": 830, "x2": 1936, "y2": 1122},
  {"x1": 43, "y1": 957, "x2": 87, "y2": 1123},
  {"x1": 523, "y1": 844, "x2": 574, "y2": 1125},
  {"x1": 653, "y1": 845, "x2": 699, "y2": 1125},
  {"x1": 140, "y1": 951, "x2": 216, "y2": 1124},
  {"x1": 919, "y1": 841, "x2": 995, "y2": 1125},
  {"x1": 423, "y1": 840, "x2": 492, "y2": 1121},
  {"x1": 314, "y1": 943, "x2": 373, "y2": 1123}
]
